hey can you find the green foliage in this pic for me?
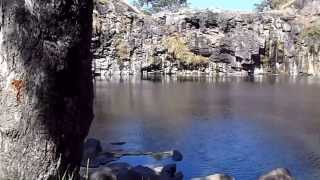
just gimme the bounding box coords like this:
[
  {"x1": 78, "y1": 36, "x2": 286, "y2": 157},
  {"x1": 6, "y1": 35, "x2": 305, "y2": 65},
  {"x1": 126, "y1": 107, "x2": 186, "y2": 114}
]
[
  {"x1": 133, "y1": 0, "x2": 188, "y2": 13},
  {"x1": 254, "y1": 0, "x2": 270, "y2": 12},
  {"x1": 163, "y1": 35, "x2": 208, "y2": 64}
]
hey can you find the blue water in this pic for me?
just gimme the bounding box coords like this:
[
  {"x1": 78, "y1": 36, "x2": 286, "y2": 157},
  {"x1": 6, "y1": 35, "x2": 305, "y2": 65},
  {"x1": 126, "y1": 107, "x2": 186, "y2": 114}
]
[{"x1": 89, "y1": 76, "x2": 320, "y2": 179}]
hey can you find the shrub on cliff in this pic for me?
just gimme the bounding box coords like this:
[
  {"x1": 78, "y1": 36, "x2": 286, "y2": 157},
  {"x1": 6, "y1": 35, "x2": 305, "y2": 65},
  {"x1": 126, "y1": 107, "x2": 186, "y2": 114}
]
[
  {"x1": 300, "y1": 24, "x2": 320, "y2": 55},
  {"x1": 255, "y1": 0, "x2": 293, "y2": 11}
]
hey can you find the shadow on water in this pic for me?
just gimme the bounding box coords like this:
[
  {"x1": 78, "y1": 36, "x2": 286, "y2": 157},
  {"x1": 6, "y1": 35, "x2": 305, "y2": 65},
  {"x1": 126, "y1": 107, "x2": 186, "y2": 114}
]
[{"x1": 89, "y1": 75, "x2": 320, "y2": 179}]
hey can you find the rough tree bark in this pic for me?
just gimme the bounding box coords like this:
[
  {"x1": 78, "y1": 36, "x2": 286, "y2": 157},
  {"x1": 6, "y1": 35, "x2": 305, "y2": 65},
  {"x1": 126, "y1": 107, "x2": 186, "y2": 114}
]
[{"x1": 0, "y1": 0, "x2": 93, "y2": 179}]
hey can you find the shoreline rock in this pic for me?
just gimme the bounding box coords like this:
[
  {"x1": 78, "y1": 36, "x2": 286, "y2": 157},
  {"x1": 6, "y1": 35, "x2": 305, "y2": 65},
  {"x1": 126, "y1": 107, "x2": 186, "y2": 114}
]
[
  {"x1": 259, "y1": 168, "x2": 293, "y2": 180},
  {"x1": 81, "y1": 139, "x2": 295, "y2": 180}
]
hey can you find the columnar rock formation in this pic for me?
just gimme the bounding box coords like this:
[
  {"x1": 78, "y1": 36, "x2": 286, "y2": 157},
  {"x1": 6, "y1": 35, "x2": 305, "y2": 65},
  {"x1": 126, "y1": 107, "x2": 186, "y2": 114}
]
[
  {"x1": 92, "y1": 0, "x2": 320, "y2": 77},
  {"x1": 0, "y1": 0, "x2": 93, "y2": 179}
]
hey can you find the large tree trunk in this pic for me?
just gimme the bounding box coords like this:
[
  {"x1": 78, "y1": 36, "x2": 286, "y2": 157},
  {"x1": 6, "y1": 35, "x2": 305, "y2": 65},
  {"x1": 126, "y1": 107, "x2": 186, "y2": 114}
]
[{"x1": 0, "y1": 0, "x2": 93, "y2": 179}]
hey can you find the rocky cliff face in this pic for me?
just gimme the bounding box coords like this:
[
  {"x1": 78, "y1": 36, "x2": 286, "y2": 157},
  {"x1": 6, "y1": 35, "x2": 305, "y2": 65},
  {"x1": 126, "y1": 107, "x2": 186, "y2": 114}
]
[{"x1": 92, "y1": 0, "x2": 320, "y2": 77}]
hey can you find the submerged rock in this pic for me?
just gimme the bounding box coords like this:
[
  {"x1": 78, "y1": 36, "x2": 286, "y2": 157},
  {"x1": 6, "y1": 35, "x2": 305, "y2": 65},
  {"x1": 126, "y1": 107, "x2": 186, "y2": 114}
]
[
  {"x1": 191, "y1": 174, "x2": 235, "y2": 180},
  {"x1": 110, "y1": 142, "x2": 126, "y2": 146},
  {"x1": 107, "y1": 162, "x2": 132, "y2": 172},
  {"x1": 259, "y1": 168, "x2": 293, "y2": 180}
]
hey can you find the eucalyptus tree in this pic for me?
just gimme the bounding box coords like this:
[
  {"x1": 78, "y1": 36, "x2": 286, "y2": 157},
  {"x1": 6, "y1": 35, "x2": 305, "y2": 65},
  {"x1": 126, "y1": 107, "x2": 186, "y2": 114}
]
[
  {"x1": 255, "y1": 0, "x2": 295, "y2": 11},
  {"x1": 0, "y1": 0, "x2": 94, "y2": 179}
]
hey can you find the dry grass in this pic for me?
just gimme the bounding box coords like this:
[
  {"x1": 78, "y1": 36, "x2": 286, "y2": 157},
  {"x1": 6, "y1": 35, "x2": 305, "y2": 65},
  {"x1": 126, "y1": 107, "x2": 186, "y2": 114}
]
[
  {"x1": 269, "y1": 0, "x2": 293, "y2": 9},
  {"x1": 163, "y1": 35, "x2": 208, "y2": 64},
  {"x1": 58, "y1": 166, "x2": 76, "y2": 180},
  {"x1": 115, "y1": 39, "x2": 130, "y2": 60},
  {"x1": 301, "y1": 24, "x2": 320, "y2": 39}
]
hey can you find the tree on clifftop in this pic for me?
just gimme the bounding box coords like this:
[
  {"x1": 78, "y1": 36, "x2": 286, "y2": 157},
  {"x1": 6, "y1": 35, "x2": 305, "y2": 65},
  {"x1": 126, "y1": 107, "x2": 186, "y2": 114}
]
[
  {"x1": 133, "y1": 0, "x2": 188, "y2": 13},
  {"x1": 255, "y1": 0, "x2": 295, "y2": 11}
]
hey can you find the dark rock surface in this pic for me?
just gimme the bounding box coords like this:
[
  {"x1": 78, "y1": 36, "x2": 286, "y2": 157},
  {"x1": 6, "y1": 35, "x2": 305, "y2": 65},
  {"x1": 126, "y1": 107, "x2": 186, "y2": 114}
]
[
  {"x1": 172, "y1": 150, "x2": 183, "y2": 161},
  {"x1": 81, "y1": 138, "x2": 120, "y2": 168},
  {"x1": 130, "y1": 165, "x2": 159, "y2": 179},
  {"x1": 0, "y1": 0, "x2": 93, "y2": 179},
  {"x1": 89, "y1": 167, "x2": 116, "y2": 180},
  {"x1": 160, "y1": 164, "x2": 177, "y2": 177},
  {"x1": 160, "y1": 164, "x2": 184, "y2": 180},
  {"x1": 107, "y1": 162, "x2": 132, "y2": 172}
]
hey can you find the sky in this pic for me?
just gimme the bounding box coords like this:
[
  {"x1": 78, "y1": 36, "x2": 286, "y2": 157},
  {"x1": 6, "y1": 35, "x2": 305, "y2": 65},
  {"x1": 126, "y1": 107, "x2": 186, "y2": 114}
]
[
  {"x1": 128, "y1": 0, "x2": 263, "y2": 11},
  {"x1": 187, "y1": 0, "x2": 262, "y2": 11}
]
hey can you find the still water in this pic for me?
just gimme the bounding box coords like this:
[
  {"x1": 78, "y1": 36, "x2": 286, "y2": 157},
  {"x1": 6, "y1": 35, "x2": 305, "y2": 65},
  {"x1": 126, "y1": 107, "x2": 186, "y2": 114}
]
[{"x1": 88, "y1": 76, "x2": 320, "y2": 179}]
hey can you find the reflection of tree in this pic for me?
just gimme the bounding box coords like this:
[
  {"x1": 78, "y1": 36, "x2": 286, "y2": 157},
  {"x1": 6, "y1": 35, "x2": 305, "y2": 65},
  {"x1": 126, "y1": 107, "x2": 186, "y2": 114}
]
[{"x1": 216, "y1": 77, "x2": 234, "y2": 120}]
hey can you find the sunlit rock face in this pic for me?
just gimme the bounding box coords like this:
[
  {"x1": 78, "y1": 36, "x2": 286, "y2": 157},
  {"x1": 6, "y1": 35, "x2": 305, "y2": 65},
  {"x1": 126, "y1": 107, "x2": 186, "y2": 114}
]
[{"x1": 92, "y1": 0, "x2": 320, "y2": 77}]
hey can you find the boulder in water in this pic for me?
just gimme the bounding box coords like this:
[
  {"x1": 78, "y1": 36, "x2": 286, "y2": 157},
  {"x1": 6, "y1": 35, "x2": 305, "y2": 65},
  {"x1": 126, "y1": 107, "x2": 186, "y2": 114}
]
[
  {"x1": 160, "y1": 164, "x2": 184, "y2": 180},
  {"x1": 160, "y1": 164, "x2": 177, "y2": 177},
  {"x1": 108, "y1": 162, "x2": 132, "y2": 176},
  {"x1": 89, "y1": 167, "x2": 116, "y2": 180},
  {"x1": 117, "y1": 165, "x2": 158, "y2": 180},
  {"x1": 172, "y1": 150, "x2": 183, "y2": 161},
  {"x1": 259, "y1": 168, "x2": 293, "y2": 180}
]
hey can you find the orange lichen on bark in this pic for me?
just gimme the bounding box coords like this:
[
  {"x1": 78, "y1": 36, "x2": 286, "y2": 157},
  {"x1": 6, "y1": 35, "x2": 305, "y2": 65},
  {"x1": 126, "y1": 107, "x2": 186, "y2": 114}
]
[{"x1": 11, "y1": 80, "x2": 24, "y2": 103}]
